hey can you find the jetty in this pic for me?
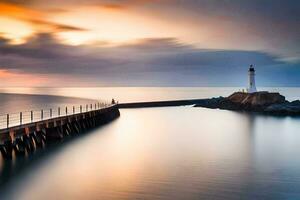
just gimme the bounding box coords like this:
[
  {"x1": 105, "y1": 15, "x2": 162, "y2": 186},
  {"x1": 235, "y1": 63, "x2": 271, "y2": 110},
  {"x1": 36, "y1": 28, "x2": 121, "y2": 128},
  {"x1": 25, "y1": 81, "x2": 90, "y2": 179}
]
[
  {"x1": 118, "y1": 99, "x2": 206, "y2": 108},
  {"x1": 0, "y1": 102, "x2": 120, "y2": 159}
]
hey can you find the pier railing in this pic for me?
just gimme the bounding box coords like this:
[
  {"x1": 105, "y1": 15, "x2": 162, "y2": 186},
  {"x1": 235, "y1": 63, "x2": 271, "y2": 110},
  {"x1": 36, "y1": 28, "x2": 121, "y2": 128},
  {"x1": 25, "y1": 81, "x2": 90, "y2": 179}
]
[{"x1": 0, "y1": 102, "x2": 112, "y2": 130}]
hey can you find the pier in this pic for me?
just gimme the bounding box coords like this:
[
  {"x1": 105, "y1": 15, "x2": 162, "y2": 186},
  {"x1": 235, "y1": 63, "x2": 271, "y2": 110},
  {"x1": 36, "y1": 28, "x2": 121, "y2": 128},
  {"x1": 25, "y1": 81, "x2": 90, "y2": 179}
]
[
  {"x1": 0, "y1": 102, "x2": 120, "y2": 159},
  {"x1": 118, "y1": 99, "x2": 206, "y2": 108}
]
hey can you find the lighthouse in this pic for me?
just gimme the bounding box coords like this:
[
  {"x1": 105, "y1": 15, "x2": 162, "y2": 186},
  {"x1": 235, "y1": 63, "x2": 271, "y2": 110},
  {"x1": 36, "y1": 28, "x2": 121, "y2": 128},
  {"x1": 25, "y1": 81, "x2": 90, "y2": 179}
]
[{"x1": 247, "y1": 65, "x2": 257, "y2": 93}]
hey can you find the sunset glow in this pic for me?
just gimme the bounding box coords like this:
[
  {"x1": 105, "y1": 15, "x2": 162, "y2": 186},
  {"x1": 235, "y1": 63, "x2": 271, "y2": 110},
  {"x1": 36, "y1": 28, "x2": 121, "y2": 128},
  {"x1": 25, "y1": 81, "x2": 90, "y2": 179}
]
[
  {"x1": 0, "y1": 0, "x2": 299, "y2": 87},
  {"x1": 1, "y1": 2, "x2": 300, "y2": 200}
]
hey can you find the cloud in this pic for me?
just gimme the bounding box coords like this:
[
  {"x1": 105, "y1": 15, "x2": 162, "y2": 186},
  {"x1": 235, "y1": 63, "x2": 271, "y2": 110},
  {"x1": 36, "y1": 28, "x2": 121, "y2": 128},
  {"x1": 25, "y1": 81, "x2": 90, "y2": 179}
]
[
  {"x1": 1, "y1": 0, "x2": 299, "y2": 61},
  {"x1": 28, "y1": 19, "x2": 88, "y2": 32},
  {"x1": 119, "y1": 38, "x2": 193, "y2": 52},
  {"x1": 1, "y1": 0, "x2": 165, "y2": 8},
  {"x1": 0, "y1": 0, "x2": 34, "y2": 5},
  {"x1": 0, "y1": 0, "x2": 299, "y2": 85},
  {"x1": 99, "y1": 3, "x2": 127, "y2": 10},
  {"x1": 0, "y1": 2, "x2": 88, "y2": 35},
  {"x1": 150, "y1": 0, "x2": 300, "y2": 60},
  {"x1": 0, "y1": 33, "x2": 69, "y2": 59},
  {"x1": 0, "y1": 32, "x2": 298, "y2": 86}
]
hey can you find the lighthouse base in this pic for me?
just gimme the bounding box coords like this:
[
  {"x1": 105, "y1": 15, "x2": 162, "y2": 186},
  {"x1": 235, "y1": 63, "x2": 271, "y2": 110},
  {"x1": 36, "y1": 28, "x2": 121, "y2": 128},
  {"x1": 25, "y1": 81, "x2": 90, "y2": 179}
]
[{"x1": 247, "y1": 87, "x2": 257, "y2": 93}]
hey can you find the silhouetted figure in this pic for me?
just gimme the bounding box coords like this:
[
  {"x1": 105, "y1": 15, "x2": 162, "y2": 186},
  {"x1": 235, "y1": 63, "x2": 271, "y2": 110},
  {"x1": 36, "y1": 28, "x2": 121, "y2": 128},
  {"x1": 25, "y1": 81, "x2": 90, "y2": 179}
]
[{"x1": 111, "y1": 98, "x2": 116, "y2": 104}]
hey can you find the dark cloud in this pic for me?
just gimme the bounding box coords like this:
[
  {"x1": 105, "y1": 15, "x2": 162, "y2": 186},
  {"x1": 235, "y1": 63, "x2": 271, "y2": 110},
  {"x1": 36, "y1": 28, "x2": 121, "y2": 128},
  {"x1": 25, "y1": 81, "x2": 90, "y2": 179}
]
[
  {"x1": 0, "y1": 33, "x2": 299, "y2": 86},
  {"x1": 0, "y1": 34, "x2": 10, "y2": 45},
  {"x1": 0, "y1": 33, "x2": 130, "y2": 75},
  {"x1": 0, "y1": 0, "x2": 34, "y2": 5},
  {"x1": 0, "y1": 33, "x2": 68, "y2": 59},
  {"x1": 120, "y1": 38, "x2": 193, "y2": 52},
  {"x1": 0, "y1": 0, "x2": 163, "y2": 7},
  {"x1": 28, "y1": 19, "x2": 88, "y2": 32},
  {"x1": 148, "y1": 50, "x2": 282, "y2": 70},
  {"x1": 154, "y1": 0, "x2": 300, "y2": 60},
  {"x1": 2, "y1": 0, "x2": 299, "y2": 60}
]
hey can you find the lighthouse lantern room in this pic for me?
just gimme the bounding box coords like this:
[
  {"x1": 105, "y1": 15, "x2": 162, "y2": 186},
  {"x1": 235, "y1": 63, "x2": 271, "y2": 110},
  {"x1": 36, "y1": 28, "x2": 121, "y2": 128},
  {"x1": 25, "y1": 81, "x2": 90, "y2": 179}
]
[{"x1": 247, "y1": 65, "x2": 257, "y2": 93}]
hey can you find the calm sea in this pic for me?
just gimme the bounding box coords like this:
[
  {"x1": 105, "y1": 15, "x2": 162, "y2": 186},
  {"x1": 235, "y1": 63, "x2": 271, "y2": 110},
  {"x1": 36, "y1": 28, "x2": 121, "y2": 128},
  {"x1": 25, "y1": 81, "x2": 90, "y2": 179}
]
[{"x1": 1, "y1": 87, "x2": 300, "y2": 200}]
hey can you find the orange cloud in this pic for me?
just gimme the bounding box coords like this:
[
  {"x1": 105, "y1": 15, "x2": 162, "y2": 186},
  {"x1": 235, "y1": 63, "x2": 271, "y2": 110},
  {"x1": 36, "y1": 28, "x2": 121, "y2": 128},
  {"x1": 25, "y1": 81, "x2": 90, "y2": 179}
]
[
  {"x1": 28, "y1": 19, "x2": 88, "y2": 32},
  {"x1": 124, "y1": 0, "x2": 167, "y2": 5},
  {"x1": 0, "y1": 2, "x2": 41, "y2": 20},
  {"x1": 100, "y1": 4, "x2": 127, "y2": 10},
  {"x1": 97, "y1": 0, "x2": 168, "y2": 11},
  {"x1": 0, "y1": 2, "x2": 88, "y2": 44},
  {"x1": 0, "y1": 2, "x2": 87, "y2": 30}
]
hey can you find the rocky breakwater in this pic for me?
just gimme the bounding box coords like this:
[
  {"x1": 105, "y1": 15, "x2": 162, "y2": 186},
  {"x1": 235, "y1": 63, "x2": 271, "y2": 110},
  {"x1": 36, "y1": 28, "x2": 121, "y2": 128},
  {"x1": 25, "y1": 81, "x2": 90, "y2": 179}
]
[{"x1": 194, "y1": 91, "x2": 300, "y2": 116}]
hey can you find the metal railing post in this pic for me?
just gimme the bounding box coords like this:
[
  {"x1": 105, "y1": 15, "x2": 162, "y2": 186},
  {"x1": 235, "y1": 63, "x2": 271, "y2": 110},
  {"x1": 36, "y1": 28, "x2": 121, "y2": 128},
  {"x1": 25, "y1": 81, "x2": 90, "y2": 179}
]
[
  {"x1": 50, "y1": 108, "x2": 52, "y2": 118},
  {"x1": 41, "y1": 109, "x2": 43, "y2": 120},
  {"x1": 31, "y1": 111, "x2": 33, "y2": 122},
  {"x1": 90, "y1": 104, "x2": 92, "y2": 110},
  {"x1": 80, "y1": 105, "x2": 82, "y2": 113},
  {"x1": 66, "y1": 107, "x2": 68, "y2": 115},
  {"x1": 7, "y1": 114, "x2": 9, "y2": 128},
  {"x1": 20, "y1": 112, "x2": 22, "y2": 125},
  {"x1": 58, "y1": 107, "x2": 60, "y2": 116},
  {"x1": 73, "y1": 106, "x2": 75, "y2": 114}
]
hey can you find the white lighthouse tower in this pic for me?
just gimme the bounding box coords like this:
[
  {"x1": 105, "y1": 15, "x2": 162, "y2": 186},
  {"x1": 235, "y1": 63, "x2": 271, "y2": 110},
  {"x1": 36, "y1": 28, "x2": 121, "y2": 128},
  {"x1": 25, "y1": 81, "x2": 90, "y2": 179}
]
[{"x1": 247, "y1": 64, "x2": 257, "y2": 93}]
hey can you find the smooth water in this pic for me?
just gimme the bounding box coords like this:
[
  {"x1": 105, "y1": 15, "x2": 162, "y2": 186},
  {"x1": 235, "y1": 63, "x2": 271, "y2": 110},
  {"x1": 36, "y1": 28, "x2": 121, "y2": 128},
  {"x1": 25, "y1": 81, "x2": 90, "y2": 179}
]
[
  {"x1": 1, "y1": 87, "x2": 300, "y2": 103},
  {"x1": 1, "y1": 87, "x2": 300, "y2": 200}
]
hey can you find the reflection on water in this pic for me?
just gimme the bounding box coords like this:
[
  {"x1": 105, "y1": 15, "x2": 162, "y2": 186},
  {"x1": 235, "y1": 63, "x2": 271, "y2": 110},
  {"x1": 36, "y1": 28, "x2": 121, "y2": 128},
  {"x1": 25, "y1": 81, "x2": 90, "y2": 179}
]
[{"x1": 1, "y1": 106, "x2": 300, "y2": 200}]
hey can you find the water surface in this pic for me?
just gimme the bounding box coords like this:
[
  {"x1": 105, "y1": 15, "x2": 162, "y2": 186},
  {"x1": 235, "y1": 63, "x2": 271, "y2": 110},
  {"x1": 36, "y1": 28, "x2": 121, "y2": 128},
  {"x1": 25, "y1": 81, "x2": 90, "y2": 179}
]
[
  {"x1": 1, "y1": 87, "x2": 300, "y2": 200},
  {"x1": 1, "y1": 87, "x2": 299, "y2": 103}
]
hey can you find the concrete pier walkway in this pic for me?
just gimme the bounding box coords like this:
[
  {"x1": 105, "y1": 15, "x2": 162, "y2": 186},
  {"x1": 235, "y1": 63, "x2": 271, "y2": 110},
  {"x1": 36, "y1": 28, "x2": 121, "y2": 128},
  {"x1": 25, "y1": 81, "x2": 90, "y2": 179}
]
[{"x1": 118, "y1": 99, "x2": 205, "y2": 108}]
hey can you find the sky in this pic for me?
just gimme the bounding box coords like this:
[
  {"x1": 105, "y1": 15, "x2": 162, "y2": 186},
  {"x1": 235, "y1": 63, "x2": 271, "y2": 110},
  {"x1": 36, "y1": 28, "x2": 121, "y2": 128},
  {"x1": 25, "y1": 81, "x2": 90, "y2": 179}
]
[{"x1": 0, "y1": 0, "x2": 299, "y2": 87}]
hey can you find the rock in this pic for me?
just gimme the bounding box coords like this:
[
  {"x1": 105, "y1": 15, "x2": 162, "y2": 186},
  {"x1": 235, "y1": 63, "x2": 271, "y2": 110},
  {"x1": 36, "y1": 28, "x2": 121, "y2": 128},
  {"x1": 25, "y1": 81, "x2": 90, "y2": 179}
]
[
  {"x1": 290, "y1": 100, "x2": 300, "y2": 106},
  {"x1": 227, "y1": 92, "x2": 286, "y2": 110},
  {"x1": 194, "y1": 97, "x2": 240, "y2": 110},
  {"x1": 194, "y1": 91, "x2": 300, "y2": 116},
  {"x1": 265, "y1": 100, "x2": 300, "y2": 115}
]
